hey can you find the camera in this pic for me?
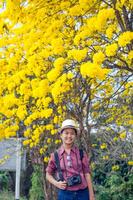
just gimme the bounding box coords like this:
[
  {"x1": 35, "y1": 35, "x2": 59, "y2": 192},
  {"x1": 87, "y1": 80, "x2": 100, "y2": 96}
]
[{"x1": 67, "y1": 174, "x2": 82, "y2": 187}]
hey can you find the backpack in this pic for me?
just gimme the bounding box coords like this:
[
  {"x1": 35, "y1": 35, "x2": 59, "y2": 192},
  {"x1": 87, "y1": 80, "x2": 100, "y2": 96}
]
[{"x1": 54, "y1": 149, "x2": 84, "y2": 181}]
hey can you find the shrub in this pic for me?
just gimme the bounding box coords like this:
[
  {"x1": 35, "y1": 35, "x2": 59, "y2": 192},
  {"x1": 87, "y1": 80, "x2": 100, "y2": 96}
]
[
  {"x1": 29, "y1": 165, "x2": 44, "y2": 200},
  {"x1": 0, "y1": 190, "x2": 27, "y2": 200},
  {"x1": 95, "y1": 173, "x2": 133, "y2": 200},
  {"x1": 0, "y1": 172, "x2": 9, "y2": 191}
]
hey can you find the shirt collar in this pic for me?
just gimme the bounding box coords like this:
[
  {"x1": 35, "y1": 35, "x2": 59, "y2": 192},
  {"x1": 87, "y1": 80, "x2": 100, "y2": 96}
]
[{"x1": 59, "y1": 144, "x2": 77, "y2": 155}]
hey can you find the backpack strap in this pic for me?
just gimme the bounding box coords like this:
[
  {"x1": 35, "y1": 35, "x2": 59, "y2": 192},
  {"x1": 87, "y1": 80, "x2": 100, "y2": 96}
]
[
  {"x1": 54, "y1": 151, "x2": 64, "y2": 181},
  {"x1": 79, "y1": 149, "x2": 84, "y2": 161}
]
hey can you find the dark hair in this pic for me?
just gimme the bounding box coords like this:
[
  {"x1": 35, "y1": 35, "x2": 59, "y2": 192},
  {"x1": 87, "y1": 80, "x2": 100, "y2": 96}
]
[{"x1": 61, "y1": 127, "x2": 77, "y2": 134}]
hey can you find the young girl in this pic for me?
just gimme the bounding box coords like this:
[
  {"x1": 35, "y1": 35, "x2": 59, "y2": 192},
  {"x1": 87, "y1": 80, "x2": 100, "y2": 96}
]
[{"x1": 46, "y1": 119, "x2": 95, "y2": 200}]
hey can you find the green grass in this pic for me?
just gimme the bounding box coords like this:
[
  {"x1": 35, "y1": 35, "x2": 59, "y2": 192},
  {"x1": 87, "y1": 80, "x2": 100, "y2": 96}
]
[{"x1": 0, "y1": 190, "x2": 27, "y2": 200}]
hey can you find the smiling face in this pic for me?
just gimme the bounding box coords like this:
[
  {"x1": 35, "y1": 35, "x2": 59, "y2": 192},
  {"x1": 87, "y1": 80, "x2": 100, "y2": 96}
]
[{"x1": 60, "y1": 128, "x2": 76, "y2": 146}]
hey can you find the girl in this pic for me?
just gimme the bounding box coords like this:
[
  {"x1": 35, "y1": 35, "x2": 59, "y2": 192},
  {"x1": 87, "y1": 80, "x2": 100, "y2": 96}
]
[{"x1": 46, "y1": 119, "x2": 95, "y2": 200}]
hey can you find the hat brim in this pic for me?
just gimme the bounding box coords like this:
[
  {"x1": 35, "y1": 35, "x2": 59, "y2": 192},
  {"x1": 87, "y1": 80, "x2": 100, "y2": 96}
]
[{"x1": 60, "y1": 125, "x2": 78, "y2": 134}]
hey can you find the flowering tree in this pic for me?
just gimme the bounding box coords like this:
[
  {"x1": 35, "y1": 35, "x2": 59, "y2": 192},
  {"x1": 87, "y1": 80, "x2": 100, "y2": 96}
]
[
  {"x1": 0, "y1": 0, "x2": 132, "y2": 158},
  {"x1": 0, "y1": 0, "x2": 133, "y2": 198},
  {"x1": 0, "y1": 0, "x2": 132, "y2": 198}
]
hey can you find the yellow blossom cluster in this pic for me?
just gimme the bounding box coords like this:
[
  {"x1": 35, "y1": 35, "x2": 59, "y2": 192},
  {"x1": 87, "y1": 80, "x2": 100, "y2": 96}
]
[
  {"x1": 95, "y1": 8, "x2": 115, "y2": 32},
  {"x1": 118, "y1": 31, "x2": 133, "y2": 47},
  {"x1": 119, "y1": 132, "x2": 126, "y2": 140},
  {"x1": 68, "y1": 48, "x2": 87, "y2": 62},
  {"x1": 120, "y1": 154, "x2": 127, "y2": 159},
  {"x1": 0, "y1": 155, "x2": 10, "y2": 165},
  {"x1": 100, "y1": 143, "x2": 107, "y2": 149},
  {"x1": 93, "y1": 51, "x2": 105, "y2": 64},
  {"x1": 80, "y1": 62, "x2": 110, "y2": 80},
  {"x1": 112, "y1": 165, "x2": 120, "y2": 171},
  {"x1": 0, "y1": 0, "x2": 132, "y2": 166},
  {"x1": 103, "y1": 155, "x2": 109, "y2": 160},
  {"x1": 47, "y1": 57, "x2": 65, "y2": 82},
  {"x1": 51, "y1": 73, "x2": 73, "y2": 103},
  {"x1": 105, "y1": 43, "x2": 118, "y2": 57},
  {"x1": 106, "y1": 24, "x2": 117, "y2": 39},
  {"x1": 128, "y1": 161, "x2": 133, "y2": 166}
]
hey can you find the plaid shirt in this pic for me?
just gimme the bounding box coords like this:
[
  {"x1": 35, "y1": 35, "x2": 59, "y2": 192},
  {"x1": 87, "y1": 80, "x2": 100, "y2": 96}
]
[{"x1": 46, "y1": 145, "x2": 91, "y2": 191}]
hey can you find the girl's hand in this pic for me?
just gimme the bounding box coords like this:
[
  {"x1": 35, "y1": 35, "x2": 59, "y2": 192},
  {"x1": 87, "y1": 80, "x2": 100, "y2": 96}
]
[{"x1": 55, "y1": 180, "x2": 67, "y2": 190}]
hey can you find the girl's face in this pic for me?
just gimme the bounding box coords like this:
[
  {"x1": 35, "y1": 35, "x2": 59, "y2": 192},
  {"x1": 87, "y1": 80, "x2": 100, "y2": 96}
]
[{"x1": 60, "y1": 128, "x2": 76, "y2": 146}]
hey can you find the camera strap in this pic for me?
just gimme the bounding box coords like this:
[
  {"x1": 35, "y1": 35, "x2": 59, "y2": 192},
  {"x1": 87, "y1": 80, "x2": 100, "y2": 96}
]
[
  {"x1": 54, "y1": 151, "x2": 64, "y2": 181},
  {"x1": 62, "y1": 149, "x2": 83, "y2": 178},
  {"x1": 54, "y1": 149, "x2": 84, "y2": 179},
  {"x1": 79, "y1": 149, "x2": 84, "y2": 161}
]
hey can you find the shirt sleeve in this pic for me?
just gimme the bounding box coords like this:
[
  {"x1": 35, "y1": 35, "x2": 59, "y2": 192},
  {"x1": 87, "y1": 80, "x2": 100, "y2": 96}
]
[
  {"x1": 82, "y1": 151, "x2": 91, "y2": 174},
  {"x1": 46, "y1": 153, "x2": 57, "y2": 175}
]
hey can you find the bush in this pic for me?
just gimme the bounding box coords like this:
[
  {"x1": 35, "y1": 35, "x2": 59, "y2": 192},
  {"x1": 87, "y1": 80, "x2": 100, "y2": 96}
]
[
  {"x1": 0, "y1": 171, "x2": 9, "y2": 190},
  {"x1": 0, "y1": 190, "x2": 27, "y2": 200},
  {"x1": 95, "y1": 173, "x2": 133, "y2": 200},
  {"x1": 29, "y1": 165, "x2": 44, "y2": 200}
]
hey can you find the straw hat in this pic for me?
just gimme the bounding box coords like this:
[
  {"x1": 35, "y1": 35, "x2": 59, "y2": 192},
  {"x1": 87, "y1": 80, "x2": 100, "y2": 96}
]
[{"x1": 60, "y1": 119, "x2": 78, "y2": 134}]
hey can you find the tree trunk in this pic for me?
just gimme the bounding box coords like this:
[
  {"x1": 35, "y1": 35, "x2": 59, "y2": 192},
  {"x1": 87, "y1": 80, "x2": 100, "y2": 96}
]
[{"x1": 41, "y1": 164, "x2": 51, "y2": 200}]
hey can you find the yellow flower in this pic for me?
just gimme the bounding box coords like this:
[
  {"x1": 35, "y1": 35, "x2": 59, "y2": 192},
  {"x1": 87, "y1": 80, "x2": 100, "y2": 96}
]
[
  {"x1": 54, "y1": 57, "x2": 65, "y2": 70},
  {"x1": 40, "y1": 108, "x2": 53, "y2": 118},
  {"x1": 103, "y1": 155, "x2": 109, "y2": 160},
  {"x1": 53, "y1": 116, "x2": 58, "y2": 124},
  {"x1": 23, "y1": 140, "x2": 30, "y2": 146},
  {"x1": 92, "y1": 144, "x2": 97, "y2": 147},
  {"x1": 100, "y1": 143, "x2": 107, "y2": 149},
  {"x1": 16, "y1": 106, "x2": 27, "y2": 120},
  {"x1": 47, "y1": 68, "x2": 60, "y2": 82},
  {"x1": 32, "y1": 79, "x2": 49, "y2": 98},
  {"x1": 51, "y1": 38, "x2": 64, "y2": 54},
  {"x1": 0, "y1": 159, "x2": 5, "y2": 165},
  {"x1": 95, "y1": 8, "x2": 115, "y2": 31},
  {"x1": 120, "y1": 154, "x2": 127, "y2": 159},
  {"x1": 51, "y1": 129, "x2": 56, "y2": 135},
  {"x1": 60, "y1": 1, "x2": 71, "y2": 9},
  {"x1": 128, "y1": 50, "x2": 133, "y2": 62},
  {"x1": 47, "y1": 138, "x2": 51, "y2": 144},
  {"x1": 4, "y1": 155, "x2": 10, "y2": 160},
  {"x1": 24, "y1": 129, "x2": 31, "y2": 138},
  {"x1": 69, "y1": 5, "x2": 82, "y2": 16},
  {"x1": 128, "y1": 119, "x2": 133, "y2": 125},
  {"x1": 42, "y1": 97, "x2": 52, "y2": 107},
  {"x1": 68, "y1": 48, "x2": 87, "y2": 62},
  {"x1": 119, "y1": 132, "x2": 126, "y2": 139},
  {"x1": 118, "y1": 31, "x2": 133, "y2": 47},
  {"x1": 80, "y1": 62, "x2": 109, "y2": 80},
  {"x1": 44, "y1": 145, "x2": 48, "y2": 150},
  {"x1": 93, "y1": 51, "x2": 105, "y2": 64},
  {"x1": 113, "y1": 137, "x2": 118, "y2": 142},
  {"x1": 105, "y1": 43, "x2": 118, "y2": 57},
  {"x1": 67, "y1": 72, "x2": 73, "y2": 79},
  {"x1": 112, "y1": 165, "x2": 120, "y2": 171},
  {"x1": 74, "y1": 34, "x2": 81, "y2": 45},
  {"x1": 55, "y1": 139, "x2": 60, "y2": 144},
  {"x1": 106, "y1": 24, "x2": 116, "y2": 39},
  {"x1": 30, "y1": 142, "x2": 34, "y2": 148},
  {"x1": 46, "y1": 124, "x2": 54, "y2": 130},
  {"x1": 44, "y1": 156, "x2": 49, "y2": 163},
  {"x1": 128, "y1": 161, "x2": 133, "y2": 166},
  {"x1": 119, "y1": 0, "x2": 126, "y2": 6},
  {"x1": 40, "y1": 148, "x2": 44, "y2": 154}
]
